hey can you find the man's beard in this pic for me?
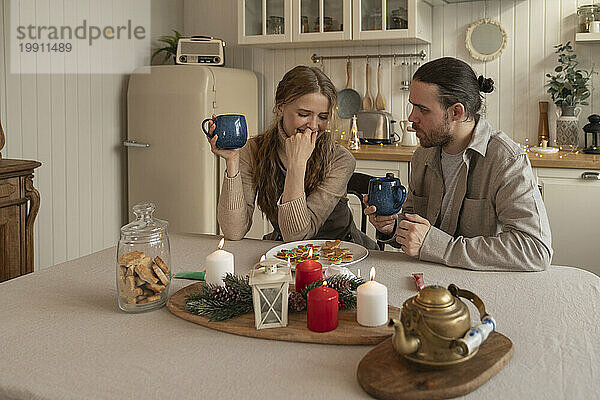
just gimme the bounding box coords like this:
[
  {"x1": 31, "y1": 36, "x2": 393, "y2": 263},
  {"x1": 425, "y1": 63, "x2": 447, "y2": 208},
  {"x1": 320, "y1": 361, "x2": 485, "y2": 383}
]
[{"x1": 414, "y1": 114, "x2": 453, "y2": 148}]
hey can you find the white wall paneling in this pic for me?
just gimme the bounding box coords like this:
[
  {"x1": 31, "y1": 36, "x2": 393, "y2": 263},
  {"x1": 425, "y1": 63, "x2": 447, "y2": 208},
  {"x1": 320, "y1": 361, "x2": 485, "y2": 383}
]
[{"x1": 0, "y1": 0, "x2": 183, "y2": 270}]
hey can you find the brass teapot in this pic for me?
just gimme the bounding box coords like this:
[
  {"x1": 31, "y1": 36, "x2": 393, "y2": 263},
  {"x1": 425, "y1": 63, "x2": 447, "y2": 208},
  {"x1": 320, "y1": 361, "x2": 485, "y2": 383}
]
[{"x1": 389, "y1": 284, "x2": 496, "y2": 367}]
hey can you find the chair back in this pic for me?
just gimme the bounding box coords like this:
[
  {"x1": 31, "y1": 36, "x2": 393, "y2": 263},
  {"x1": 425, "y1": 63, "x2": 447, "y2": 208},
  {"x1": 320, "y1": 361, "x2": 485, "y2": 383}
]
[{"x1": 347, "y1": 172, "x2": 373, "y2": 234}]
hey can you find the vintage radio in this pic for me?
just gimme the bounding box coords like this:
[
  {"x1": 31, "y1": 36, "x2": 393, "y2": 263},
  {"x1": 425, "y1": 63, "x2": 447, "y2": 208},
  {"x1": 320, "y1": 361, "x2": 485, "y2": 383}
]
[{"x1": 176, "y1": 36, "x2": 225, "y2": 66}]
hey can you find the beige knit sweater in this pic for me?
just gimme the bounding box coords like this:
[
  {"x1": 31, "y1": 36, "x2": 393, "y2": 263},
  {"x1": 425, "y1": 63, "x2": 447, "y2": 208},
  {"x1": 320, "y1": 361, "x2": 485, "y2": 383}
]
[{"x1": 217, "y1": 128, "x2": 356, "y2": 242}]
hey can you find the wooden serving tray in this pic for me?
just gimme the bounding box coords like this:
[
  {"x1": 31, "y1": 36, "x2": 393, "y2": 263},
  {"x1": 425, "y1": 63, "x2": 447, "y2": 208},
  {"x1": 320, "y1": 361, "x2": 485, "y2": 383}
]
[
  {"x1": 167, "y1": 282, "x2": 400, "y2": 345},
  {"x1": 357, "y1": 332, "x2": 513, "y2": 400}
]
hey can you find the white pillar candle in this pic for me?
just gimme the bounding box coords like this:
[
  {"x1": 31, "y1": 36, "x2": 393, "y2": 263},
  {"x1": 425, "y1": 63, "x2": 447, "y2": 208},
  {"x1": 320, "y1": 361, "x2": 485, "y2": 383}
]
[
  {"x1": 205, "y1": 239, "x2": 234, "y2": 285},
  {"x1": 357, "y1": 267, "x2": 388, "y2": 327}
]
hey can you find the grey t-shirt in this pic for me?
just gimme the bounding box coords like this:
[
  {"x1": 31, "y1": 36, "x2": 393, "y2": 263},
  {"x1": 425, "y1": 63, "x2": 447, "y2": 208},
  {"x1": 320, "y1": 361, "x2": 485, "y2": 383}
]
[{"x1": 438, "y1": 149, "x2": 465, "y2": 233}]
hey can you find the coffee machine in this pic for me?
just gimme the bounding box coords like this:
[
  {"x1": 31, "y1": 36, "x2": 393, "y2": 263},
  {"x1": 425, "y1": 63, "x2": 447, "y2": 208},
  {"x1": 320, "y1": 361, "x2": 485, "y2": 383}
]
[{"x1": 583, "y1": 114, "x2": 600, "y2": 154}]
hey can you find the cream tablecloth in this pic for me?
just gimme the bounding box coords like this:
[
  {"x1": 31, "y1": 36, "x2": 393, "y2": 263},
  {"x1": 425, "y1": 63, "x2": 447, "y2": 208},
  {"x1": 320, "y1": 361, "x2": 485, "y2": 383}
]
[{"x1": 1, "y1": 233, "x2": 599, "y2": 400}]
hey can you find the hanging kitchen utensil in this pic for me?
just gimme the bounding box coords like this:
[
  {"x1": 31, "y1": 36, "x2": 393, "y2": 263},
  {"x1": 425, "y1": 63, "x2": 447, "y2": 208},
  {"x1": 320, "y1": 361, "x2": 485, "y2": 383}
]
[
  {"x1": 401, "y1": 61, "x2": 410, "y2": 91},
  {"x1": 337, "y1": 58, "x2": 362, "y2": 119},
  {"x1": 362, "y1": 57, "x2": 374, "y2": 111},
  {"x1": 345, "y1": 58, "x2": 352, "y2": 89},
  {"x1": 375, "y1": 57, "x2": 386, "y2": 111}
]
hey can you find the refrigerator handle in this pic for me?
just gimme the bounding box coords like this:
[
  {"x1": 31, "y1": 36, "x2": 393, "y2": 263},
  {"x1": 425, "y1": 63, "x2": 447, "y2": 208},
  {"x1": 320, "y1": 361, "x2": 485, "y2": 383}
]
[{"x1": 123, "y1": 140, "x2": 150, "y2": 148}]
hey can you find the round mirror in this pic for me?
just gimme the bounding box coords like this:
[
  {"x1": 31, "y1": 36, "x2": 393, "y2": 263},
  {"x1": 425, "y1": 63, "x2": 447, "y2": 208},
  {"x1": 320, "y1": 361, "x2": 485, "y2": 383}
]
[{"x1": 466, "y1": 19, "x2": 507, "y2": 62}]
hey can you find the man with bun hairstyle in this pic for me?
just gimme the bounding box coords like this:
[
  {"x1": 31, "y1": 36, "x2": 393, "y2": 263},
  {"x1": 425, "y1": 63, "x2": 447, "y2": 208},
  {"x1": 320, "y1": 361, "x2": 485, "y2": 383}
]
[{"x1": 364, "y1": 57, "x2": 552, "y2": 271}]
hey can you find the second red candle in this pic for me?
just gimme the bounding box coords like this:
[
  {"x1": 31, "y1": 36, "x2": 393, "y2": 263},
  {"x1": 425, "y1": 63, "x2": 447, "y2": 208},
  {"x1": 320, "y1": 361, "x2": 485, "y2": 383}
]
[{"x1": 307, "y1": 282, "x2": 339, "y2": 332}]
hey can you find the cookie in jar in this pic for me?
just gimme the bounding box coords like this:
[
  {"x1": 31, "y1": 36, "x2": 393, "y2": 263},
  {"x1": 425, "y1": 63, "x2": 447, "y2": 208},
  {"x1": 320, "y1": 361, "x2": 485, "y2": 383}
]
[{"x1": 116, "y1": 203, "x2": 171, "y2": 312}]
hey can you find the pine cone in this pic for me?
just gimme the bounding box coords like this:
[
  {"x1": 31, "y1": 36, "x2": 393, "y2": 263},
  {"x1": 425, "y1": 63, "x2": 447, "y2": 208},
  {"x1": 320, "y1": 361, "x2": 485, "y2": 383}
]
[
  {"x1": 288, "y1": 291, "x2": 306, "y2": 313},
  {"x1": 210, "y1": 286, "x2": 240, "y2": 303},
  {"x1": 329, "y1": 278, "x2": 351, "y2": 293}
]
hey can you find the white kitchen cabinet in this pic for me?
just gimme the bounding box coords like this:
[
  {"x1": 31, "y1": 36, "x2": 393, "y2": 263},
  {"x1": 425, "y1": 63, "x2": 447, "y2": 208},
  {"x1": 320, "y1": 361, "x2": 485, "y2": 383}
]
[
  {"x1": 292, "y1": 0, "x2": 352, "y2": 42},
  {"x1": 352, "y1": 0, "x2": 431, "y2": 43},
  {"x1": 238, "y1": 0, "x2": 431, "y2": 46},
  {"x1": 533, "y1": 167, "x2": 600, "y2": 276},
  {"x1": 238, "y1": 0, "x2": 292, "y2": 45}
]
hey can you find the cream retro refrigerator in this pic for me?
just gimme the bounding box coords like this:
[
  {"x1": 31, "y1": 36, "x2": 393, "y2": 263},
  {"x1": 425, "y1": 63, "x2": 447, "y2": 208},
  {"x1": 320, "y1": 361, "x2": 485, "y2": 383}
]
[{"x1": 126, "y1": 66, "x2": 258, "y2": 235}]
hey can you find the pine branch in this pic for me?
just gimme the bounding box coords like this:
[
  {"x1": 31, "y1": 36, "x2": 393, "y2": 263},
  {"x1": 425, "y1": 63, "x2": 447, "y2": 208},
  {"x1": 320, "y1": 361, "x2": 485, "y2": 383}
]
[
  {"x1": 300, "y1": 275, "x2": 365, "y2": 297},
  {"x1": 185, "y1": 298, "x2": 253, "y2": 322},
  {"x1": 223, "y1": 273, "x2": 253, "y2": 302},
  {"x1": 300, "y1": 274, "x2": 364, "y2": 310}
]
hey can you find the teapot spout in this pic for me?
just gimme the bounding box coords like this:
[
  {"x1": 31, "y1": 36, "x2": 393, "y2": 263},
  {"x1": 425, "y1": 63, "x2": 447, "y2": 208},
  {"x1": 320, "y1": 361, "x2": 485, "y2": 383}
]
[{"x1": 388, "y1": 318, "x2": 420, "y2": 355}]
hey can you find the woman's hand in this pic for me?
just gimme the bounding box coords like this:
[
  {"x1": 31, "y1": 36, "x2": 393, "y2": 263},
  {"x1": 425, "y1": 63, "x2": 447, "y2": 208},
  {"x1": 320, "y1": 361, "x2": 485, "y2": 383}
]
[
  {"x1": 280, "y1": 128, "x2": 317, "y2": 204},
  {"x1": 284, "y1": 128, "x2": 318, "y2": 168},
  {"x1": 205, "y1": 115, "x2": 241, "y2": 178}
]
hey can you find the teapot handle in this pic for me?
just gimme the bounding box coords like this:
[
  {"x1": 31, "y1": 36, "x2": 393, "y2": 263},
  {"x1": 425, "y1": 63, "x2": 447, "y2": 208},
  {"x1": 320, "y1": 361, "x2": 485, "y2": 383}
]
[
  {"x1": 449, "y1": 284, "x2": 496, "y2": 357},
  {"x1": 448, "y1": 284, "x2": 489, "y2": 321}
]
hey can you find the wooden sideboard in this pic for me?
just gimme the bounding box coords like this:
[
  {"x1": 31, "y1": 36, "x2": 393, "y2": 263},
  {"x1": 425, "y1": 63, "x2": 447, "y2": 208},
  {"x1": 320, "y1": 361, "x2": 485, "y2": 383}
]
[
  {"x1": 0, "y1": 122, "x2": 41, "y2": 282},
  {"x1": 0, "y1": 160, "x2": 41, "y2": 282}
]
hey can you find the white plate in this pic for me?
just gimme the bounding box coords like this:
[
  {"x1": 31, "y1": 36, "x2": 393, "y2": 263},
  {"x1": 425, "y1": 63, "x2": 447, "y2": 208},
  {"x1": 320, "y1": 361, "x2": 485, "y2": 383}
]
[{"x1": 265, "y1": 240, "x2": 368, "y2": 270}]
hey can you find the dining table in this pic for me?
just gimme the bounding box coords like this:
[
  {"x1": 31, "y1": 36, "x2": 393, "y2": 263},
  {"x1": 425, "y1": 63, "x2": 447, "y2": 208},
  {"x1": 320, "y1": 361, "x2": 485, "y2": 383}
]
[{"x1": 1, "y1": 232, "x2": 599, "y2": 400}]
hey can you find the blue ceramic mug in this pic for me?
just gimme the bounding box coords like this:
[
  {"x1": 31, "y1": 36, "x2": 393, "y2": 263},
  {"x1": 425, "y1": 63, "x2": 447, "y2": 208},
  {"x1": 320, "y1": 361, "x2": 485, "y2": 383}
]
[
  {"x1": 367, "y1": 174, "x2": 407, "y2": 216},
  {"x1": 202, "y1": 114, "x2": 248, "y2": 149}
]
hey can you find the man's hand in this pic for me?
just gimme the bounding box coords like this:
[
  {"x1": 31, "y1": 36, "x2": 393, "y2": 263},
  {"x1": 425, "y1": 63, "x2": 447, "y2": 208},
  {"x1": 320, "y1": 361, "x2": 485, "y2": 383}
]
[
  {"x1": 396, "y1": 213, "x2": 431, "y2": 257},
  {"x1": 363, "y1": 194, "x2": 398, "y2": 235}
]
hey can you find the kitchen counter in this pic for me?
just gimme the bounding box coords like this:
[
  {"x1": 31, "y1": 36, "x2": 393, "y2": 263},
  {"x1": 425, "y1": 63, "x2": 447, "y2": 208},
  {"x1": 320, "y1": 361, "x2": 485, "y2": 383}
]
[{"x1": 346, "y1": 143, "x2": 600, "y2": 169}]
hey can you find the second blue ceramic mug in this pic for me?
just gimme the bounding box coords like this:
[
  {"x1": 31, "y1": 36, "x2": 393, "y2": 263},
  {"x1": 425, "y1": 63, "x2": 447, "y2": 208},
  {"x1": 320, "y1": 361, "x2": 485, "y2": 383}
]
[
  {"x1": 202, "y1": 114, "x2": 248, "y2": 149},
  {"x1": 367, "y1": 173, "x2": 407, "y2": 216}
]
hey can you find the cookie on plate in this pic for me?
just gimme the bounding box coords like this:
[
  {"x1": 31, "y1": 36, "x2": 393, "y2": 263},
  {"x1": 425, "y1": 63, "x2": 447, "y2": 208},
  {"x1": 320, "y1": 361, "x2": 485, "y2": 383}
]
[
  {"x1": 342, "y1": 253, "x2": 354, "y2": 263},
  {"x1": 324, "y1": 239, "x2": 341, "y2": 250}
]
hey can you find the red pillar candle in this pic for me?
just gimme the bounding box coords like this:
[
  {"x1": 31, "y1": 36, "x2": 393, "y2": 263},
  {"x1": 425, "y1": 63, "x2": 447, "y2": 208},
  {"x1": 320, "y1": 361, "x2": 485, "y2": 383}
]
[
  {"x1": 295, "y1": 258, "x2": 322, "y2": 293},
  {"x1": 307, "y1": 282, "x2": 339, "y2": 332}
]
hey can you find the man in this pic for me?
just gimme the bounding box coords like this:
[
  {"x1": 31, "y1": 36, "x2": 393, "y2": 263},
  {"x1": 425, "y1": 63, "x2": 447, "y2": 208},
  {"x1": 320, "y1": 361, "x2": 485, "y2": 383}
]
[{"x1": 365, "y1": 57, "x2": 552, "y2": 271}]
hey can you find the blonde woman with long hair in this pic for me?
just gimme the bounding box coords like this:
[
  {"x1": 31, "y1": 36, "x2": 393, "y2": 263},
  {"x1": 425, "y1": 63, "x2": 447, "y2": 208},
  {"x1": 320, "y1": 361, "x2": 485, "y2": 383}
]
[{"x1": 206, "y1": 65, "x2": 377, "y2": 249}]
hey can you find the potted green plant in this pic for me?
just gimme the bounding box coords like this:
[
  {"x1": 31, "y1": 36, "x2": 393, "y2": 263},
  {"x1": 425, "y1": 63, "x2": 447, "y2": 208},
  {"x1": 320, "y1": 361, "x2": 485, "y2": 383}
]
[
  {"x1": 545, "y1": 42, "x2": 595, "y2": 147},
  {"x1": 151, "y1": 30, "x2": 184, "y2": 65},
  {"x1": 546, "y1": 42, "x2": 594, "y2": 115}
]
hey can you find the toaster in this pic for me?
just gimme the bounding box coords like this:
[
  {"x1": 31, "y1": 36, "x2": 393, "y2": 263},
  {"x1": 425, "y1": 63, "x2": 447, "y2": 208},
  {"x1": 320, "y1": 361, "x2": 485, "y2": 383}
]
[{"x1": 355, "y1": 111, "x2": 398, "y2": 144}]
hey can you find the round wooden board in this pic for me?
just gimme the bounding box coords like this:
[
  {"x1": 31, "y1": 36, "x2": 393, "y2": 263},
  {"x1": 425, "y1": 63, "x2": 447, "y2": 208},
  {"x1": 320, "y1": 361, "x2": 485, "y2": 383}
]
[
  {"x1": 357, "y1": 332, "x2": 514, "y2": 400},
  {"x1": 167, "y1": 282, "x2": 400, "y2": 345}
]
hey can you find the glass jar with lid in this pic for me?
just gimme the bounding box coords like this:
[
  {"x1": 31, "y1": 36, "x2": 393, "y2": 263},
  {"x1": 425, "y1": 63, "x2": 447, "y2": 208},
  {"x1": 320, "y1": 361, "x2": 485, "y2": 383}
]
[
  {"x1": 578, "y1": 4, "x2": 599, "y2": 33},
  {"x1": 116, "y1": 202, "x2": 172, "y2": 313},
  {"x1": 267, "y1": 16, "x2": 285, "y2": 35}
]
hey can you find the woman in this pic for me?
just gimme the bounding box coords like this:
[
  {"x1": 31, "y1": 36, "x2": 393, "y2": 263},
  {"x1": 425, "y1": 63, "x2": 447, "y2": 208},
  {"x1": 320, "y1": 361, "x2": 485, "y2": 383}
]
[{"x1": 206, "y1": 65, "x2": 377, "y2": 249}]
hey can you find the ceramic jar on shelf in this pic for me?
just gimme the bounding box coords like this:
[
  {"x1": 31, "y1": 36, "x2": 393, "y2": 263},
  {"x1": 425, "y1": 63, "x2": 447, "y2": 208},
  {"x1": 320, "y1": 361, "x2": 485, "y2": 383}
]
[
  {"x1": 578, "y1": 4, "x2": 599, "y2": 33},
  {"x1": 555, "y1": 106, "x2": 581, "y2": 149}
]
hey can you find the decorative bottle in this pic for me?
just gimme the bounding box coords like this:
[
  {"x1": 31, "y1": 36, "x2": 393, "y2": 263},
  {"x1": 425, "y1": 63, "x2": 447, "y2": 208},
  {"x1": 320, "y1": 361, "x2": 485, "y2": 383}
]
[
  {"x1": 348, "y1": 115, "x2": 360, "y2": 150},
  {"x1": 538, "y1": 101, "x2": 549, "y2": 145}
]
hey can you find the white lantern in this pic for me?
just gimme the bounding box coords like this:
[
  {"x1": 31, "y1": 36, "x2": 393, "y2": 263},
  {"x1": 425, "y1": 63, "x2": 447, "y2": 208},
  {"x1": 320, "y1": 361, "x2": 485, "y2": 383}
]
[{"x1": 249, "y1": 258, "x2": 292, "y2": 330}]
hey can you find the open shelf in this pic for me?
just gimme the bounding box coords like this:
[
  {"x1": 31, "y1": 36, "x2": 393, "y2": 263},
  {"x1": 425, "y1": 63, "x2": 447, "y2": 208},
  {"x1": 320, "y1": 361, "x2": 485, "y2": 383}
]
[{"x1": 576, "y1": 32, "x2": 600, "y2": 42}]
